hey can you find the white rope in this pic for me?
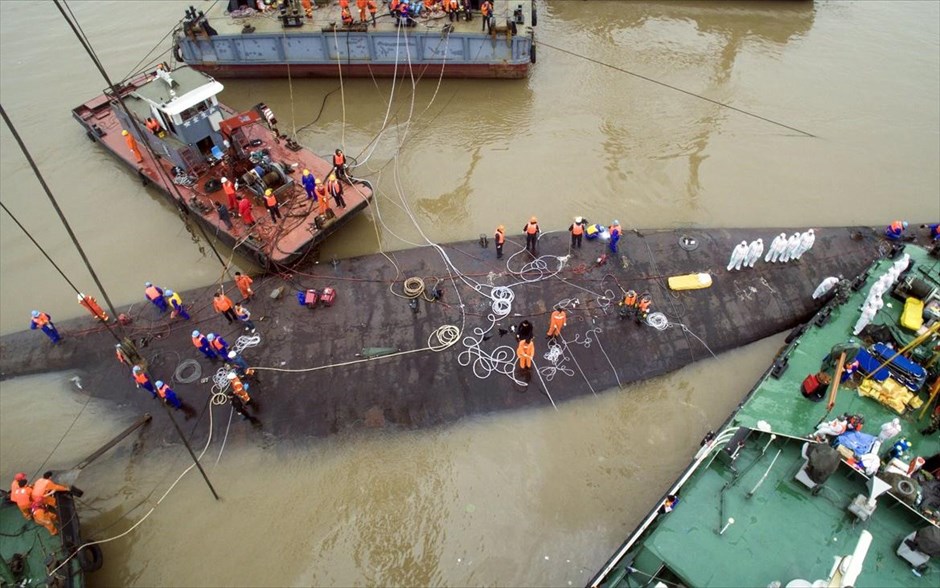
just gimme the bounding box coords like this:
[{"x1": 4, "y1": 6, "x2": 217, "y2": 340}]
[{"x1": 646, "y1": 312, "x2": 669, "y2": 331}]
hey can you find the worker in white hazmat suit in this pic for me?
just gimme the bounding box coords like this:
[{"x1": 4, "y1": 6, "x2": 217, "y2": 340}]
[
  {"x1": 813, "y1": 276, "x2": 840, "y2": 299},
  {"x1": 765, "y1": 233, "x2": 788, "y2": 263},
  {"x1": 794, "y1": 229, "x2": 815, "y2": 259},
  {"x1": 727, "y1": 241, "x2": 749, "y2": 271},
  {"x1": 853, "y1": 305, "x2": 876, "y2": 335},
  {"x1": 781, "y1": 233, "x2": 801, "y2": 263},
  {"x1": 744, "y1": 238, "x2": 764, "y2": 268},
  {"x1": 878, "y1": 418, "x2": 902, "y2": 442}
]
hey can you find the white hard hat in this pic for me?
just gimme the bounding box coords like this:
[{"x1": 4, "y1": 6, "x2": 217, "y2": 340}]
[
  {"x1": 192, "y1": 330, "x2": 200, "y2": 338},
  {"x1": 228, "y1": 351, "x2": 236, "y2": 359},
  {"x1": 221, "y1": 177, "x2": 228, "y2": 183},
  {"x1": 133, "y1": 365, "x2": 142, "y2": 372},
  {"x1": 227, "y1": 372, "x2": 236, "y2": 380},
  {"x1": 155, "y1": 380, "x2": 164, "y2": 388},
  {"x1": 145, "y1": 281, "x2": 152, "y2": 287},
  {"x1": 206, "y1": 333, "x2": 215, "y2": 341},
  {"x1": 165, "y1": 289, "x2": 174, "y2": 295},
  {"x1": 31, "y1": 310, "x2": 39, "y2": 317}
]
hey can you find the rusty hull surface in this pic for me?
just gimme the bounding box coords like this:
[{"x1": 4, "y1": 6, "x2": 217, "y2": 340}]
[{"x1": 0, "y1": 227, "x2": 896, "y2": 443}]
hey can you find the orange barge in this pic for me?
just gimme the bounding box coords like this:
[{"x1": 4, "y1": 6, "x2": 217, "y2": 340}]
[{"x1": 71, "y1": 66, "x2": 372, "y2": 267}]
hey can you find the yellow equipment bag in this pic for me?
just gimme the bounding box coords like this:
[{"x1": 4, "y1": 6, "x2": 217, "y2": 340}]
[
  {"x1": 900, "y1": 297, "x2": 924, "y2": 331},
  {"x1": 668, "y1": 273, "x2": 712, "y2": 291}
]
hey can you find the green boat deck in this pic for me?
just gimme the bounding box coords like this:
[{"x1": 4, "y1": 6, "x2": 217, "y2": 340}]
[{"x1": 594, "y1": 243, "x2": 940, "y2": 587}]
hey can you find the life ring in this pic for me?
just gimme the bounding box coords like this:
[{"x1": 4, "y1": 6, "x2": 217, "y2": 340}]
[
  {"x1": 78, "y1": 544, "x2": 104, "y2": 573},
  {"x1": 530, "y1": 44, "x2": 536, "y2": 64}
]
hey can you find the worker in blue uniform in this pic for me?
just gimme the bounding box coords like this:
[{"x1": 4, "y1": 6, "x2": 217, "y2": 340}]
[
  {"x1": 144, "y1": 282, "x2": 168, "y2": 312},
  {"x1": 301, "y1": 169, "x2": 317, "y2": 200},
  {"x1": 226, "y1": 351, "x2": 251, "y2": 378},
  {"x1": 922, "y1": 223, "x2": 940, "y2": 241},
  {"x1": 885, "y1": 220, "x2": 908, "y2": 240},
  {"x1": 207, "y1": 333, "x2": 229, "y2": 359},
  {"x1": 155, "y1": 380, "x2": 183, "y2": 410},
  {"x1": 192, "y1": 330, "x2": 217, "y2": 360},
  {"x1": 609, "y1": 221, "x2": 622, "y2": 254},
  {"x1": 30, "y1": 311, "x2": 60, "y2": 343}
]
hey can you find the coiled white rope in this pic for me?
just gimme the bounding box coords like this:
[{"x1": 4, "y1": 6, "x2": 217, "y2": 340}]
[{"x1": 646, "y1": 312, "x2": 669, "y2": 331}]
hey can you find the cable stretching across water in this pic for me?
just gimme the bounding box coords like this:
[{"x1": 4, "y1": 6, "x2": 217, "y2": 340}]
[{"x1": 536, "y1": 40, "x2": 816, "y2": 138}]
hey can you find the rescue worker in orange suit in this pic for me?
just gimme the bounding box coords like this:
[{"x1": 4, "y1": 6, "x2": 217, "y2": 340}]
[
  {"x1": 494, "y1": 225, "x2": 506, "y2": 259},
  {"x1": 10, "y1": 473, "x2": 33, "y2": 520},
  {"x1": 317, "y1": 179, "x2": 331, "y2": 217},
  {"x1": 481, "y1": 0, "x2": 492, "y2": 31},
  {"x1": 546, "y1": 306, "x2": 567, "y2": 340},
  {"x1": 357, "y1": 0, "x2": 368, "y2": 22},
  {"x1": 207, "y1": 333, "x2": 230, "y2": 359},
  {"x1": 144, "y1": 281, "x2": 168, "y2": 312},
  {"x1": 192, "y1": 330, "x2": 218, "y2": 360},
  {"x1": 30, "y1": 310, "x2": 61, "y2": 344},
  {"x1": 618, "y1": 289, "x2": 637, "y2": 321},
  {"x1": 327, "y1": 174, "x2": 346, "y2": 209},
  {"x1": 145, "y1": 117, "x2": 162, "y2": 136},
  {"x1": 301, "y1": 0, "x2": 313, "y2": 18},
  {"x1": 221, "y1": 177, "x2": 238, "y2": 212},
  {"x1": 367, "y1": 0, "x2": 377, "y2": 26},
  {"x1": 227, "y1": 371, "x2": 252, "y2": 404},
  {"x1": 447, "y1": 0, "x2": 458, "y2": 21},
  {"x1": 568, "y1": 216, "x2": 587, "y2": 249},
  {"x1": 213, "y1": 292, "x2": 238, "y2": 324},
  {"x1": 132, "y1": 365, "x2": 157, "y2": 398},
  {"x1": 517, "y1": 338, "x2": 535, "y2": 371},
  {"x1": 31, "y1": 501, "x2": 58, "y2": 536},
  {"x1": 264, "y1": 189, "x2": 281, "y2": 222},
  {"x1": 332, "y1": 148, "x2": 348, "y2": 181},
  {"x1": 121, "y1": 129, "x2": 143, "y2": 163},
  {"x1": 31, "y1": 471, "x2": 69, "y2": 507},
  {"x1": 635, "y1": 294, "x2": 652, "y2": 325},
  {"x1": 341, "y1": 6, "x2": 353, "y2": 25},
  {"x1": 234, "y1": 271, "x2": 254, "y2": 301},
  {"x1": 237, "y1": 195, "x2": 255, "y2": 226},
  {"x1": 522, "y1": 216, "x2": 540, "y2": 256},
  {"x1": 155, "y1": 380, "x2": 184, "y2": 410}
]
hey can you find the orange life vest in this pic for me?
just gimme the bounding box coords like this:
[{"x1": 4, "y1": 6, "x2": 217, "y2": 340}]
[
  {"x1": 333, "y1": 152, "x2": 346, "y2": 166},
  {"x1": 368, "y1": 0, "x2": 377, "y2": 13},
  {"x1": 449, "y1": 0, "x2": 458, "y2": 10},
  {"x1": 11, "y1": 485, "x2": 32, "y2": 508},
  {"x1": 222, "y1": 180, "x2": 235, "y2": 196},
  {"x1": 526, "y1": 222, "x2": 539, "y2": 235},
  {"x1": 889, "y1": 221, "x2": 904, "y2": 232},
  {"x1": 341, "y1": 7, "x2": 352, "y2": 22},
  {"x1": 495, "y1": 229, "x2": 505, "y2": 244},
  {"x1": 549, "y1": 310, "x2": 566, "y2": 329},
  {"x1": 193, "y1": 334, "x2": 207, "y2": 348},
  {"x1": 637, "y1": 299, "x2": 651, "y2": 312},
  {"x1": 145, "y1": 285, "x2": 161, "y2": 300},
  {"x1": 571, "y1": 223, "x2": 584, "y2": 236},
  {"x1": 339, "y1": 0, "x2": 349, "y2": 7},
  {"x1": 481, "y1": 1, "x2": 491, "y2": 16},
  {"x1": 134, "y1": 372, "x2": 149, "y2": 386},
  {"x1": 156, "y1": 382, "x2": 170, "y2": 399},
  {"x1": 210, "y1": 338, "x2": 225, "y2": 352},
  {"x1": 623, "y1": 292, "x2": 637, "y2": 306},
  {"x1": 32, "y1": 312, "x2": 50, "y2": 327},
  {"x1": 265, "y1": 193, "x2": 277, "y2": 208},
  {"x1": 230, "y1": 377, "x2": 250, "y2": 402}
]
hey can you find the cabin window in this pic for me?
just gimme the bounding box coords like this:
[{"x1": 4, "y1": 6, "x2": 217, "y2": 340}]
[{"x1": 179, "y1": 100, "x2": 212, "y2": 122}]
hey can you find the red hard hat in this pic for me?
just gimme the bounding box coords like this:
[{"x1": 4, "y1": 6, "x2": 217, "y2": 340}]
[{"x1": 14, "y1": 472, "x2": 27, "y2": 481}]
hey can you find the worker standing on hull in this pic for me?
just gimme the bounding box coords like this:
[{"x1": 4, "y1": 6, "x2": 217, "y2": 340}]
[
  {"x1": 145, "y1": 282, "x2": 168, "y2": 312},
  {"x1": 367, "y1": 0, "x2": 377, "y2": 26},
  {"x1": 546, "y1": 306, "x2": 567, "y2": 340},
  {"x1": 234, "y1": 304, "x2": 257, "y2": 332},
  {"x1": 608, "y1": 221, "x2": 622, "y2": 255},
  {"x1": 264, "y1": 189, "x2": 281, "y2": 222},
  {"x1": 227, "y1": 372, "x2": 252, "y2": 405},
  {"x1": 885, "y1": 220, "x2": 908, "y2": 241},
  {"x1": 30, "y1": 310, "x2": 61, "y2": 344},
  {"x1": 328, "y1": 174, "x2": 346, "y2": 209},
  {"x1": 207, "y1": 333, "x2": 230, "y2": 359},
  {"x1": 165, "y1": 289, "x2": 190, "y2": 320},
  {"x1": 237, "y1": 196, "x2": 255, "y2": 227},
  {"x1": 213, "y1": 292, "x2": 238, "y2": 324},
  {"x1": 332, "y1": 149, "x2": 348, "y2": 181},
  {"x1": 494, "y1": 225, "x2": 505, "y2": 259},
  {"x1": 155, "y1": 380, "x2": 184, "y2": 410},
  {"x1": 10, "y1": 474, "x2": 33, "y2": 520},
  {"x1": 568, "y1": 216, "x2": 586, "y2": 250},
  {"x1": 517, "y1": 338, "x2": 534, "y2": 372},
  {"x1": 192, "y1": 330, "x2": 217, "y2": 360},
  {"x1": 31, "y1": 472, "x2": 69, "y2": 507},
  {"x1": 523, "y1": 216, "x2": 540, "y2": 256},
  {"x1": 234, "y1": 271, "x2": 254, "y2": 301},
  {"x1": 31, "y1": 501, "x2": 58, "y2": 536},
  {"x1": 301, "y1": 169, "x2": 316, "y2": 200},
  {"x1": 121, "y1": 129, "x2": 143, "y2": 163},
  {"x1": 221, "y1": 177, "x2": 237, "y2": 212},
  {"x1": 132, "y1": 365, "x2": 157, "y2": 398}
]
